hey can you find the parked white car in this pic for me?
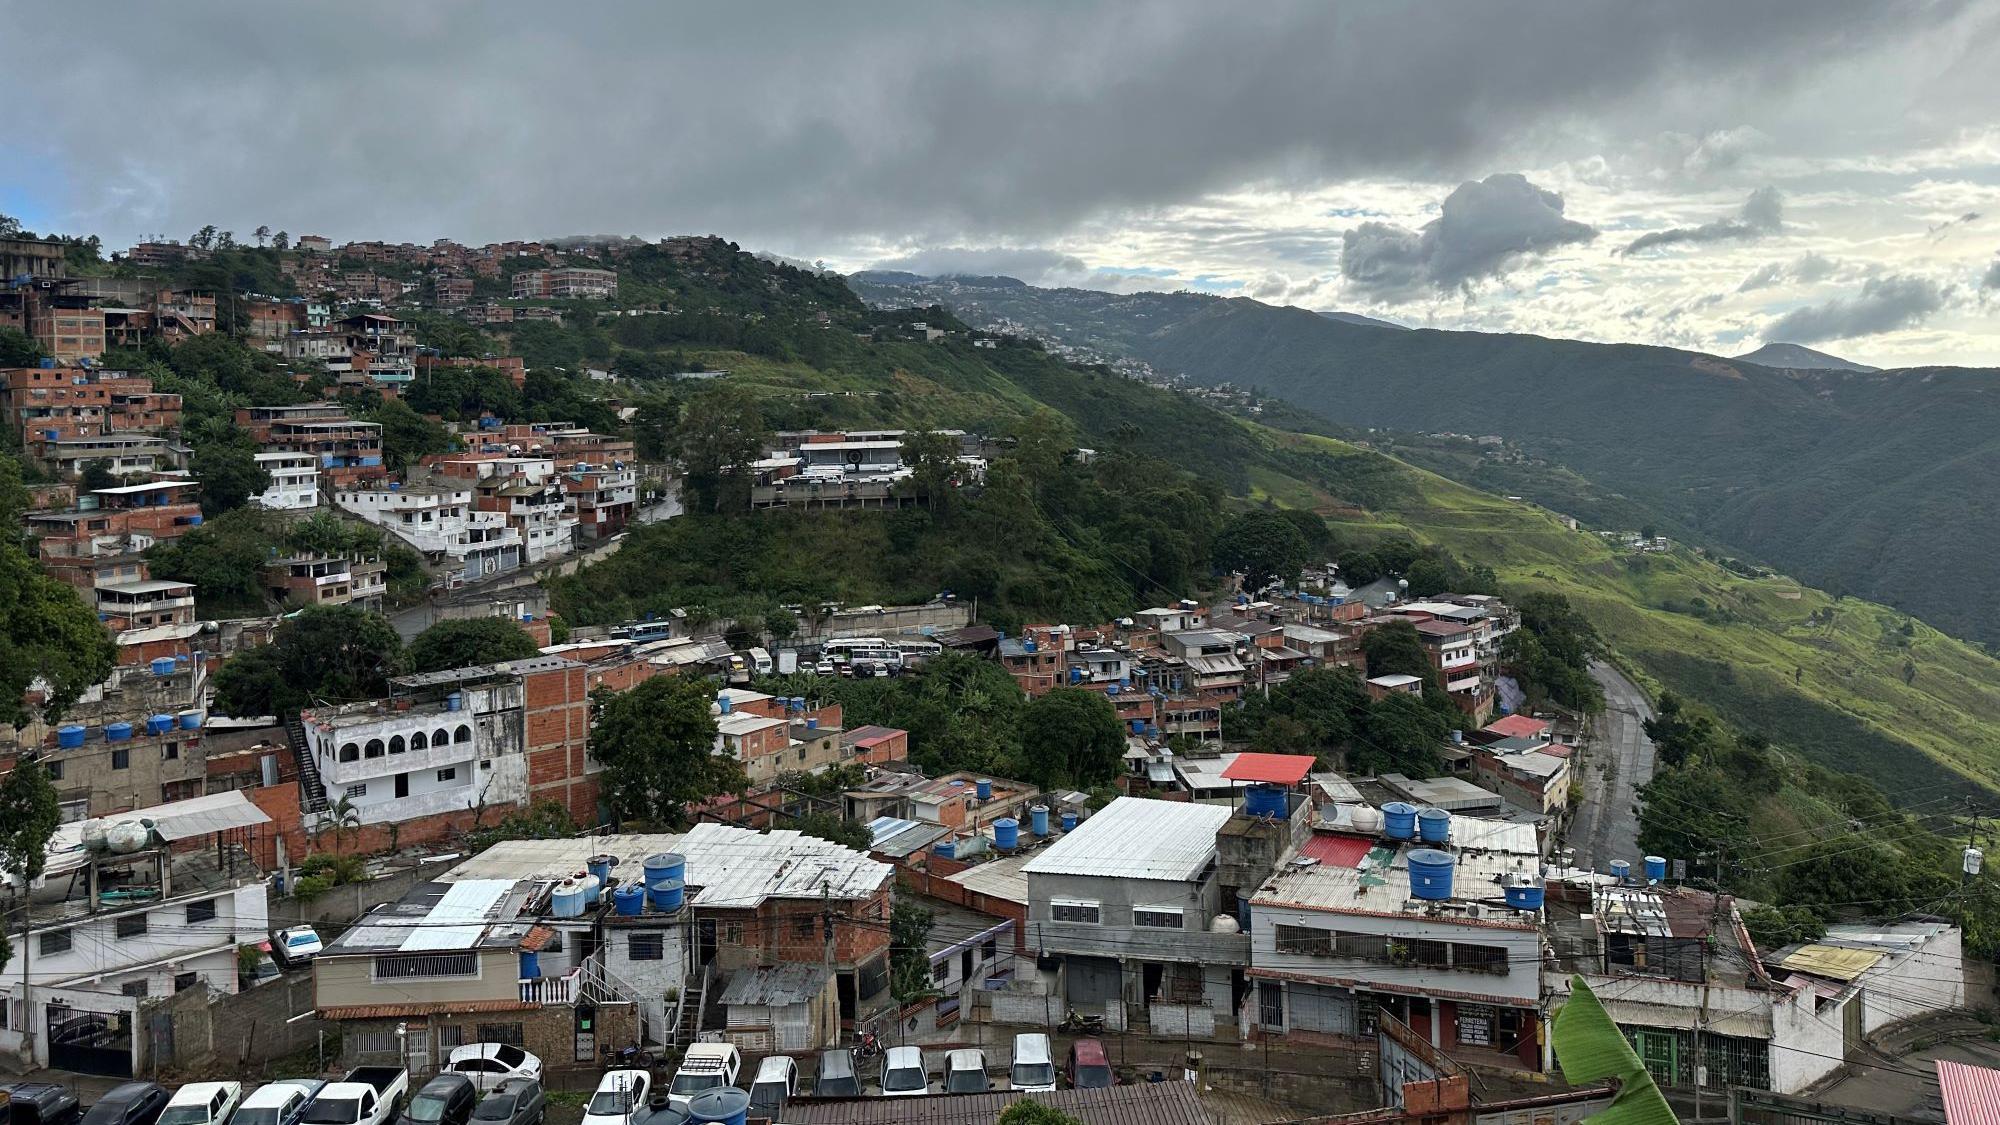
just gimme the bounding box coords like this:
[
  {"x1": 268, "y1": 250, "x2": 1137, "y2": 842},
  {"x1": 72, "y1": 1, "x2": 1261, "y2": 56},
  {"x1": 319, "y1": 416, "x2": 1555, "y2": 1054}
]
[
  {"x1": 234, "y1": 1082, "x2": 323, "y2": 1125},
  {"x1": 746, "y1": 1057, "x2": 798, "y2": 1118},
  {"x1": 667, "y1": 1043, "x2": 741, "y2": 1108},
  {"x1": 1010, "y1": 1034, "x2": 1058, "y2": 1092},
  {"x1": 880, "y1": 1046, "x2": 930, "y2": 1098},
  {"x1": 272, "y1": 927, "x2": 323, "y2": 967},
  {"x1": 441, "y1": 1044, "x2": 542, "y2": 1093},
  {"x1": 943, "y1": 1050, "x2": 990, "y2": 1094},
  {"x1": 579, "y1": 1071, "x2": 648, "y2": 1125},
  {"x1": 158, "y1": 1083, "x2": 243, "y2": 1125}
]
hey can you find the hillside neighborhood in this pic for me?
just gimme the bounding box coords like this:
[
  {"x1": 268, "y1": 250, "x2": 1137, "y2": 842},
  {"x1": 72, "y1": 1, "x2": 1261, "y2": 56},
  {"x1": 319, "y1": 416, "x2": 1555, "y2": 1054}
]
[{"x1": 1, "y1": 223, "x2": 1994, "y2": 1125}]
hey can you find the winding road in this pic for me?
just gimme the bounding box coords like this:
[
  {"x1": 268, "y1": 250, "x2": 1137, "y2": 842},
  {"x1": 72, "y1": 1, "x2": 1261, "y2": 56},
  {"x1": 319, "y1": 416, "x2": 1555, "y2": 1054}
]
[{"x1": 1568, "y1": 659, "x2": 1658, "y2": 870}]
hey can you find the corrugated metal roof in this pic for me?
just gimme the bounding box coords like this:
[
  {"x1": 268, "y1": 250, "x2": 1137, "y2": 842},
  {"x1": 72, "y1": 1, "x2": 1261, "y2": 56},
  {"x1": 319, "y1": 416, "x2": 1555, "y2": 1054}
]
[
  {"x1": 1022, "y1": 797, "x2": 1230, "y2": 881},
  {"x1": 1778, "y1": 944, "x2": 1885, "y2": 982},
  {"x1": 1938, "y1": 1060, "x2": 2000, "y2": 1125},
  {"x1": 779, "y1": 1079, "x2": 1214, "y2": 1125},
  {"x1": 1220, "y1": 753, "x2": 1315, "y2": 786},
  {"x1": 719, "y1": 963, "x2": 831, "y2": 1007},
  {"x1": 402, "y1": 879, "x2": 514, "y2": 951}
]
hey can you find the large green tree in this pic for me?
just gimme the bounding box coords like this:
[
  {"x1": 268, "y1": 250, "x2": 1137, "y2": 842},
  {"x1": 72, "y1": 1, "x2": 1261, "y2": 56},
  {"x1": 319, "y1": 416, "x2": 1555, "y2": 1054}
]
[
  {"x1": 1016, "y1": 687, "x2": 1124, "y2": 787},
  {"x1": 0, "y1": 756, "x2": 63, "y2": 973},
  {"x1": 1361, "y1": 620, "x2": 1435, "y2": 686},
  {"x1": 212, "y1": 604, "x2": 403, "y2": 719},
  {"x1": 1213, "y1": 508, "x2": 1312, "y2": 590},
  {"x1": 190, "y1": 423, "x2": 272, "y2": 517},
  {"x1": 0, "y1": 326, "x2": 43, "y2": 367},
  {"x1": 365, "y1": 397, "x2": 454, "y2": 470},
  {"x1": 590, "y1": 675, "x2": 741, "y2": 826},
  {"x1": 405, "y1": 617, "x2": 540, "y2": 674},
  {"x1": 145, "y1": 508, "x2": 280, "y2": 612},
  {"x1": 666, "y1": 385, "x2": 769, "y2": 513},
  {"x1": 1, "y1": 460, "x2": 117, "y2": 723}
]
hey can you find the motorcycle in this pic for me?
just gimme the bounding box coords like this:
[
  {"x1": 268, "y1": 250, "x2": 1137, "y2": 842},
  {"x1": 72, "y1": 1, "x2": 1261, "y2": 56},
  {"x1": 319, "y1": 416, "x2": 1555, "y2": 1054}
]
[
  {"x1": 1059, "y1": 1009, "x2": 1106, "y2": 1034},
  {"x1": 854, "y1": 1029, "x2": 884, "y2": 1060}
]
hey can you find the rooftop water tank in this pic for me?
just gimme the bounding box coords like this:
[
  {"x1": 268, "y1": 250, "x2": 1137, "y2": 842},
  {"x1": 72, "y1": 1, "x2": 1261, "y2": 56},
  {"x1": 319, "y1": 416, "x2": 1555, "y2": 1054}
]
[
  {"x1": 445, "y1": 692, "x2": 464, "y2": 712},
  {"x1": 993, "y1": 818, "x2": 1019, "y2": 850},
  {"x1": 150, "y1": 657, "x2": 177, "y2": 676},
  {"x1": 976, "y1": 778, "x2": 993, "y2": 800},
  {"x1": 1382, "y1": 802, "x2": 1419, "y2": 840},
  {"x1": 1416, "y1": 807, "x2": 1451, "y2": 844},
  {"x1": 648, "y1": 879, "x2": 685, "y2": 912},
  {"x1": 644, "y1": 853, "x2": 685, "y2": 886},
  {"x1": 1609, "y1": 860, "x2": 1631, "y2": 883},
  {"x1": 1244, "y1": 784, "x2": 1289, "y2": 819},
  {"x1": 718, "y1": 695, "x2": 733, "y2": 714},
  {"x1": 1503, "y1": 873, "x2": 1545, "y2": 911},
  {"x1": 105, "y1": 722, "x2": 133, "y2": 742},
  {"x1": 638, "y1": 1102, "x2": 691, "y2": 1125},
  {"x1": 1210, "y1": 914, "x2": 1242, "y2": 934},
  {"x1": 177, "y1": 709, "x2": 204, "y2": 731},
  {"x1": 551, "y1": 879, "x2": 587, "y2": 918},
  {"x1": 1348, "y1": 805, "x2": 1385, "y2": 835},
  {"x1": 1030, "y1": 804, "x2": 1051, "y2": 836},
  {"x1": 106, "y1": 821, "x2": 149, "y2": 854},
  {"x1": 613, "y1": 884, "x2": 645, "y2": 917},
  {"x1": 57, "y1": 725, "x2": 86, "y2": 749},
  {"x1": 1061, "y1": 810, "x2": 1079, "y2": 832},
  {"x1": 1407, "y1": 849, "x2": 1456, "y2": 901},
  {"x1": 146, "y1": 714, "x2": 174, "y2": 736},
  {"x1": 80, "y1": 820, "x2": 109, "y2": 852},
  {"x1": 687, "y1": 1087, "x2": 750, "y2": 1125},
  {"x1": 577, "y1": 873, "x2": 602, "y2": 906},
  {"x1": 587, "y1": 854, "x2": 615, "y2": 883},
  {"x1": 1644, "y1": 855, "x2": 1668, "y2": 884},
  {"x1": 934, "y1": 838, "x2": 957, "y2": 860}
]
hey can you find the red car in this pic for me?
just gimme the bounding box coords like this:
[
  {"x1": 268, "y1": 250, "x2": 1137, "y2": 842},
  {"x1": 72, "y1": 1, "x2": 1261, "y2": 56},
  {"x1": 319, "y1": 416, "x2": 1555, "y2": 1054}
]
[{"x1": 1065, "y1": 1039, "x2": 1113, "y2": 1089}]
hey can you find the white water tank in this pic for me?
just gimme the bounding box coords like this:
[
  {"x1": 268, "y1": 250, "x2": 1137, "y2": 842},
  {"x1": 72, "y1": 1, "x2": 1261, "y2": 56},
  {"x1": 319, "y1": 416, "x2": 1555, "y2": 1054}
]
[
  {"x1": 107, "y1": 821, "x2": 149, "y2": 854},
  {"x1": 81, "y1": 820, "x2": 110, "y2": 852},
  {"x1": 1347, "y1": 805, "x2": 1385, "y2": 835},
  {"x1": 1210, "y1": 914, "x2": 1242, "y2": 934}
]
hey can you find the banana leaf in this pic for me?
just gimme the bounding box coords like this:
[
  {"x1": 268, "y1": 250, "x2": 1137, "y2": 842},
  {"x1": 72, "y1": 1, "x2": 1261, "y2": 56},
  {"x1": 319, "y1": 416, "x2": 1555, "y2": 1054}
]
[{"x1": 1551, "y1": 974, "x2": 1681, "y2": 1125}]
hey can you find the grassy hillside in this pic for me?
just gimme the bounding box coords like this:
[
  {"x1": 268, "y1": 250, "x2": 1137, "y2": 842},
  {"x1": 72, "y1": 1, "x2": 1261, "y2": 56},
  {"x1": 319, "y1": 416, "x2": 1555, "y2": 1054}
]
[
  {"x1": 1250, "y1": 427, "x2": 2000, "y2": 799},
  {"x1": 853, "y1": 275, "x2": 2000, "y2": 653}
]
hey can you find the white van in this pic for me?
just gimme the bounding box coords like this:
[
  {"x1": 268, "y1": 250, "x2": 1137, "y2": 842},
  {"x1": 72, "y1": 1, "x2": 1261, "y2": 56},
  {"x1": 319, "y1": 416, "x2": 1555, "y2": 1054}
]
[
  {"x1": 667, "y1": 1043, "x2": 741, "y2": 1108},
  {"x1": 1009, "y1": 1033, "x2": 1057, "y2": 1092}
]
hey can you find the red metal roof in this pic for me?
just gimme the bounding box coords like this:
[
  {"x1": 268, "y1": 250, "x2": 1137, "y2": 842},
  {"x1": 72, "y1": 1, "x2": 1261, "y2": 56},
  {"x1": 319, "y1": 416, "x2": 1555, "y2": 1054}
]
[
  {"x1": 1299, "y1": 832, "x2": 1376, "y2": 868},
  {"x1": 1484, "y1": 714, "x2": 1553, "y2": 739},
  {"x1": 1938, "y1": 1060, "x2": 2000, "y2": 1125},
  {"x1": 1220, "y1": 752, "x2": 1316, "y2": 786}
]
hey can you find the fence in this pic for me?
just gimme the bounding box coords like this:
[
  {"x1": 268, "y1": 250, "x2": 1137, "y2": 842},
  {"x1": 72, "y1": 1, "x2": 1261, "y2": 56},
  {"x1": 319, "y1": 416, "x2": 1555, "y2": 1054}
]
[
  {"x1": 144, "y1": 974, "x2": 320, "y2": 1077},
  {"x1": 1731, "y1": 1089, "x2": 1931, "y2": 1125}
]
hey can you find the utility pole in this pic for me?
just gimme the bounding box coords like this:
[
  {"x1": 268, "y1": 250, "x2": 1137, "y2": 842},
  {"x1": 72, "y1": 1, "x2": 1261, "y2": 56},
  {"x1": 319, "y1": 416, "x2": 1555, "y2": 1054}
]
[
  {"x1": 821, "y1": 884, "x2": 837, "y2": 1049},
  {"x1": 1694, "y1": 841, "x2": 1726, "y2": 1119}
]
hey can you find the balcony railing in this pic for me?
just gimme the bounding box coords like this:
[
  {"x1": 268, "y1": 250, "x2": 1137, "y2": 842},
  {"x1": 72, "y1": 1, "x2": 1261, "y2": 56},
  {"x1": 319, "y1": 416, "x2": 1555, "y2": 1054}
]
[{"x1": 520, "y1": 968, "x2": 581, "y2": 1005}]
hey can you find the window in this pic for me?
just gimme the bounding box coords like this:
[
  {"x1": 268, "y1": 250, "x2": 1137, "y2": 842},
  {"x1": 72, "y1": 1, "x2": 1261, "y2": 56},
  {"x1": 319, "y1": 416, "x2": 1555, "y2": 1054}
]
[
  {"x1": 1335, "y1": 932, "x2": 1392, "y2": 961},
  {"x1": 389, "y1": 735, "x2": 406, "y2": 755},
  {"x1": 339, "y1": 743, "x2": 359, "y2": 763},
  {"x1": 628, "y1": 933, "x2": 664, "y2": 961},
  {"x1": 162, "y1": 742, "x2": 179, "y2": 761},
  {"x1": 1402, "y1": 938, "x2": 1451, "y2": 968},
  {"x1": 374, "y1": 952, "x2": 479, "y2": 980},
  {"x1": 112, "y1": 747, "x2": 130, "y2": 770},
  {"x1": 433, "y1": 728, "x2": 450, "y2": 748},
  {"x1": 1133, "y1": 907, "x2": 1184, "y2": 930},
  {"x1": 436, "y1": 768, "x2": 457, "y2": 782},
  {"x1": 724, "y1": 922, "x2": 745, "y2": 944},
  {"x1": 436, "y1": 1025, "x2": 466, "y2": 1049},
  {"x1": 1455, "y1": 943, "x2": 1509, "y2": 974},
  {"x1": 46, "y1": 760, "x2": 62, "y2": 781},
  {"x1": 454, "y1": 725, "x2": 472, "y2": 744},
  {"x1": 174, "y1": 971, "x2": 200, "y2": 993},
  {"x1": 122, "y1": 980, "x2": 149, "y2": 998},
  {"x1": 1274, "y1": 925, "x2": 1333, "y2": 957},
  {"x1": 40, "y1": 929, "x2": 73, "y2": 955},
  {"x1": 411, "y1": 731, "x2": 428, "y2": 750},
  {"x1": 1051, "y1": 900, "x2": 1101, "y2": 925},
  {"x1": 345, "y1": 783, "x2": 367, "y2": 799},
  {"x1": 475, "y1": 1023, "x2": 525, "y2": 1047},
  {"x1": 116, "y1": 913, "x2": 149, "y2": 938},
  {"x1": 796, "y1": 915, "x2": 816, "y2": 938},
  {"x1": 932, "y1": 959, "x2": 951, "y2": 983},
  {"x1": 186, "y1": 898, "x2": 218, "y2": 925},
  {"x1": 365, "y1": 739, "x2": 385, "y2": 759}
]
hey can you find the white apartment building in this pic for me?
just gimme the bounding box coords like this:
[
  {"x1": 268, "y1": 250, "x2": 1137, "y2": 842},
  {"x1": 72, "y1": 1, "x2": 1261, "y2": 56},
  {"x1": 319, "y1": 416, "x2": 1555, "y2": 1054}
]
[
  {"x1": 333, "y1": 485, "x2": 523, "y2": 581},
  {"x1": 252, "y1": 451, "x2": 320, "y2": 510}
]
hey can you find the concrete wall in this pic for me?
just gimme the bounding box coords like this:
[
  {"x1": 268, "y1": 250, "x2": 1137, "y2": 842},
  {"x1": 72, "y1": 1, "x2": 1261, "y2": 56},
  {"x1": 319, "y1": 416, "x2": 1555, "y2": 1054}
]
[
  {"x1": 313, "y1": 947, "x2": 519, "y2": 1009},
  {"x1": 1860, "y1": 930, "x2": 1966, "y2": 1035},
  {"x1": 1248, "y1": 905, "x2": 1542, "y2": 1005},
  {"x1": 148, "y1": 973, "x2": 320, "y2": 1075},
  {"x1": 1027, "y1": 871, "x2": 1247, "y2": 966}
]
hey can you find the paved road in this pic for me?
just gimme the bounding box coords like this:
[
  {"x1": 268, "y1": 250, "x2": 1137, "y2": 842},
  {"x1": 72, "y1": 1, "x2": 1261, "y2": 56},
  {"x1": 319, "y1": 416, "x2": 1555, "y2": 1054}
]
[{"x1": 1568, "y1": 659, "x2": 1657, "y2": 871}]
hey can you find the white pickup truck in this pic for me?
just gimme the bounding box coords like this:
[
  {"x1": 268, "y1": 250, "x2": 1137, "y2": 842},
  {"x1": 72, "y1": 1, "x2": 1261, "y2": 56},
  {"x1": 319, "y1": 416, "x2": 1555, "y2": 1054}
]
[{"x1": 300, "y1": 1068, "x2": 407, "y2": 1125}]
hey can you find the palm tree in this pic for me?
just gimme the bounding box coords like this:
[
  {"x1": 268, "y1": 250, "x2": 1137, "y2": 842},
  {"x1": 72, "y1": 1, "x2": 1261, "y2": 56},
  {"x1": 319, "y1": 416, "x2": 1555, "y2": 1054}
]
[{"x1": 323, "y1": 796, "x2": 362, "y2": 853}]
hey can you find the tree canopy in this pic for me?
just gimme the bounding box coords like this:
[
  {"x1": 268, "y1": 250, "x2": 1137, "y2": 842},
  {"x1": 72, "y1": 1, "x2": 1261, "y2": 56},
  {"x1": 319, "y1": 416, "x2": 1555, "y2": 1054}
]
[
  {"x1": 590, "y1": 675, "x2": 741, "y2": 826},
  {"x1": 405, "y1": 617, "x2": 540, "y2": 674},
  {"x1": 0, "y1": 460, "x2": 117, "y2": 723},
  {"x1": 1213, "y1": 508, "x2": 1311, "y2": 590},
  {"x1": 213, "y1": 604, "x2": 403, "y2": 719},
  {"x1": 1017, "y1": 688, "x2": 1126, "y2": 788}
]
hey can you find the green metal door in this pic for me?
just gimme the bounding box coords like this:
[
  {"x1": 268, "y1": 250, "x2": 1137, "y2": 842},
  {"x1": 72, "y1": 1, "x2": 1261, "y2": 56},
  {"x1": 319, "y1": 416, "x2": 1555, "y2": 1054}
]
[{"x1": 1634, "y1": 1030, "x2": 1679, "y2": 1087}]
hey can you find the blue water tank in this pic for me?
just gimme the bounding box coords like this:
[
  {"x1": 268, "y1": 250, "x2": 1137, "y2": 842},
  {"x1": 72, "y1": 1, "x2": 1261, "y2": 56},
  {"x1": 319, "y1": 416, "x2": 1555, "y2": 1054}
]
[
  {"x1": 146, "y1": 714, "x2": 174, "y2": 735},
  {"x1": 1645, "y1": 855, "x2": 1668, "y2": 884},
  {"x1": 934, "y1": 838, "x2": 957, "y2": 860},
  {"x1": 1417, "y1": 807, "x2": 1451, "y2": 844},
  {"x1": 687, "y1": 1087, "x2": 749, "y2": 1125},
  {"x1": 718, "y1": 695, "x2": 733, "y2": 714},
  {"x1": 975, "y1": 778, "x2": 993, "y2": 800},
  {"x1": 1061, "y1": 810, "x2": 1079, "y2": 832},
  {"x1": 150, "y1": 657, "x2": 177, "y2": 676},
  {"x1": 57, "y1": 725, "x2": 85, "y2": 748},
  {"x1": 644, "y1": 853, "x2": 685, "y2": 886},
  {"x1": 1070, "y1": 667, "x2": 1084, "y2": 685},
  {"x1": 994, "y1": 818, "x2": 1019, "y2": 850},
  {"x1": 648, "y1": 879, "x2": 685, "y2": 912},
  {"x1": 105, "y1": 722, "x2": 133, "y2": 741},
  {"x1": 1503, "y1": 875, "x2": 1545, "y2": 911},
  {"x1": 1407, "y1": 849, "x2": 1456, "y2": 901},
  {"x1": 186, "y1": 514, "x2": 202, "y2": 526},
  {"x1": 1382, "y1": 802, "x2": 1419, "y2": 840},
  {"x1": 551, "y1": 881, "x2": 588, "y2": 918},
  {"x1": 806, "y1": 717, "x2": 818, "y2": 730},
  {"x1": 613, "y1": 884, "x2": 645, "y2": 917},
  {"x1": 1030, "y1": 804, "x2": 1050, "y2": 836},
  {"x1": 445, "y1": 692, "x2": 464, "y2": 712},
  {"x1": 1244, "y1": 784, "x2": 1289, "y2": 819},
  {"x1": 1610, "y1": 860, "x2": 1631, "y2": 882},
  {"x1": 588, "y1": 854, "x2": 615, "y2": 883},
  {"x1": 639, "y1": 1102, "x2": 692, "y2": 1125},
  {"x1": 178, "y1": 709, "x2": 204, "y2": 730},
  {"x1": 519, "y1": 950, "x2": 541, "y2": 979}
]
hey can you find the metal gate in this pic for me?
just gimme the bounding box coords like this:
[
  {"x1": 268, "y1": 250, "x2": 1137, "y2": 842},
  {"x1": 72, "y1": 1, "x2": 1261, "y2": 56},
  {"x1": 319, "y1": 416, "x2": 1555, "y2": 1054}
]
[
  {"x1": 47, "y1": 1005, "x2": 134, "y2": 1077},
  {"x1": 1064, "y1": 957, "x2": 1122, "y2": 1005},
  {"x1": 1633, "y1": 1029, "x2": 1677, "y2": 1088},
  {"x1": 1289, "y1": 982, "x2": 1358, "y2": 1036}
]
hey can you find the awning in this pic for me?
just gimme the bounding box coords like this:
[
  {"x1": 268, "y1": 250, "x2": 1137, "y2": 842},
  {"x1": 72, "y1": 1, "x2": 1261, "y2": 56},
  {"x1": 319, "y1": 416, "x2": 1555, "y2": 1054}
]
[{"x1": 1221, "y1": 752, "x2": 1316, "y2": 786}]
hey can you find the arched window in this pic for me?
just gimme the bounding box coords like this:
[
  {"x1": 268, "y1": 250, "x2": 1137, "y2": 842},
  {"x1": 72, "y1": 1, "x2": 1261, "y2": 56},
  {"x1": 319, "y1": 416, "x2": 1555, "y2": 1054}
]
[
  {"x1": 389, "y1": 735, "x2": 406, "y2": 755},
  {"x1": 411, "y1": 731, "x2": 428, "y2": 751},
  {"x1": 454, "y1": 724, "x2": 473, "y2": 744},
  {"x1": 434, "y1": 728, "x2": 451, "y2": 748},
  {"x1": 339, "y1": 743, "x2": 359, "y2": 763},
  {"x1": 365, "y1": 738, "x2": 385, "y2": 759}
]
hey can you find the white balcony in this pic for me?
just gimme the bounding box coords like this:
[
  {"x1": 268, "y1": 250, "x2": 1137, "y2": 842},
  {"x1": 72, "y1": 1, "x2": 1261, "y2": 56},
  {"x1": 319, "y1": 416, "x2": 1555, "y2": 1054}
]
[{"x1": 520, "y1": 968, "x2": 581, "y2": 1005}]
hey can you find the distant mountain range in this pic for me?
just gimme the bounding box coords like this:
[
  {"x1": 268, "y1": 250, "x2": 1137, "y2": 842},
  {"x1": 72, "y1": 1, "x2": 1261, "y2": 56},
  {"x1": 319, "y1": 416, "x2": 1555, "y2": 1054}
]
[
  {"x1": 1735, "y1": 342, "x2": 1878, "y2": 372},
  {"x1": 1318, "y1": 310, "x2": 1410, "y2": 331},
  {"x1": 849, "y1": 272, "x2": 2000, "y2": 649}
]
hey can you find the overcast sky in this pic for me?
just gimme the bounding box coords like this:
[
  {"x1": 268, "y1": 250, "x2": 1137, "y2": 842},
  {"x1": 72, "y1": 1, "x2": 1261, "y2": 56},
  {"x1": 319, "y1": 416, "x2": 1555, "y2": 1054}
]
[{"x1": 9, "y1": 1, "x2": 2000, "y2": 366}]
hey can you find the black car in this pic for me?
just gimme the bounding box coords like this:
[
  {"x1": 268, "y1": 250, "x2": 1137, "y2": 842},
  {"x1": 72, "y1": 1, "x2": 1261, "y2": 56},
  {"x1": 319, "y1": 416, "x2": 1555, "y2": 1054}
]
[
  {"x1": 80, "y1": 1084, "x2": 170, "y2": 1125},
  {"x1": 467, "y1": 1080, "x2": 542, "y2": 1125},
  {"x1": 2, "y1": 1082, "x2": 84, "y2": 1125},
  {"x1": 402, "y1": 1077, "x2": 476, "y2": 1125}
]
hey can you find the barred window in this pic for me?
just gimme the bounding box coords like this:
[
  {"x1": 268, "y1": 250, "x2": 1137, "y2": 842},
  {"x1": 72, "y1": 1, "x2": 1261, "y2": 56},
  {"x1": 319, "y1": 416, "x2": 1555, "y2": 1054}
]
[
  {"x1": 186, "y1": 899, "x2": 218, "y2": 925},
  {"x1": 116, "y1": 913, "x2": 149, "y2": 938},
  {"x1": 476, "y1": 1023, "x2": 524, "y2": 1047},
  {"x1": 1455, "y1": 943, "x2": 1509, "y2": 974},
  {"x1": 374, "y1": 952, "x2": 478, "y2": 980},
  {"x1": 1133, "y1": 907, "x2": 1184, "y2": 930},
  {"x1": 629, "y1": 933, "x2": 663, "y2": 961},
  {"x1": 1051, "y1": 900, "x2": 1100, "y2": 925},
  {"x1": 40, "y1": 929, "x2": 73, "y2": 955},
  {"x1": 1274, "y1": 924, "x2": 1333, "y2": 957}
]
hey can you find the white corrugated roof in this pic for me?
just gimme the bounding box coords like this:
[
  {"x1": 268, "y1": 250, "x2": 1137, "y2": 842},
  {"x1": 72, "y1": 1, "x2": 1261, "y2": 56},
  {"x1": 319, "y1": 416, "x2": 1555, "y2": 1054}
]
[
  {"x1": 1021, "y1": 797, "x2": 1230, "y2": 882},
  {"x1": 401, "y1": 879, "x2": 514, "y2": 951}
]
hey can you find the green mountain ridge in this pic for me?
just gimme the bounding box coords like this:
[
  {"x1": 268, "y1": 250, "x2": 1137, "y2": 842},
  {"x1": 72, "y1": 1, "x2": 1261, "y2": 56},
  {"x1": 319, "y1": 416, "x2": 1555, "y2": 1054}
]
[{"x1": 849, "y1": 275, "x2": 2000, "y2": 652}]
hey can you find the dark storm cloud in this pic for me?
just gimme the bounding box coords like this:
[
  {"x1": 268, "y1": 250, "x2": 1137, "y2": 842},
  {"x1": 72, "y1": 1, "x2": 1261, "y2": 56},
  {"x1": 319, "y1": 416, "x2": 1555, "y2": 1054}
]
[
  {"x1": 1737, "y1": 251, "x2": 1838, "y2": 292},
  {"x1": 1340, "y1": 173, "x2": 1596, "y2": 297},
  {"x1": 1622, "y1": 187, "x2": 1784, "y2": 255},
  {"x1": 1765, "y1": 274, "x2": 1949, "y2": 342},
  {"x1": 1982, "y1": 256, "x2": 2000, "y2": 292},
  {"x1": 2, "y1": 1, "x2": 1945, "y2": 249}
]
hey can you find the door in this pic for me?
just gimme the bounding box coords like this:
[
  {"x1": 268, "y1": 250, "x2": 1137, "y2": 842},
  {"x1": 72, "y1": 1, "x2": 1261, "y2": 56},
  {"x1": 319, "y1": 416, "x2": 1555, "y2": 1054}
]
[
  {"x1": 1633, "y1": 1030, "x2": 1678, "y2": 1087},
  {"x1": 395, "y1": 773, "x2": 411, "y2": 799}
]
